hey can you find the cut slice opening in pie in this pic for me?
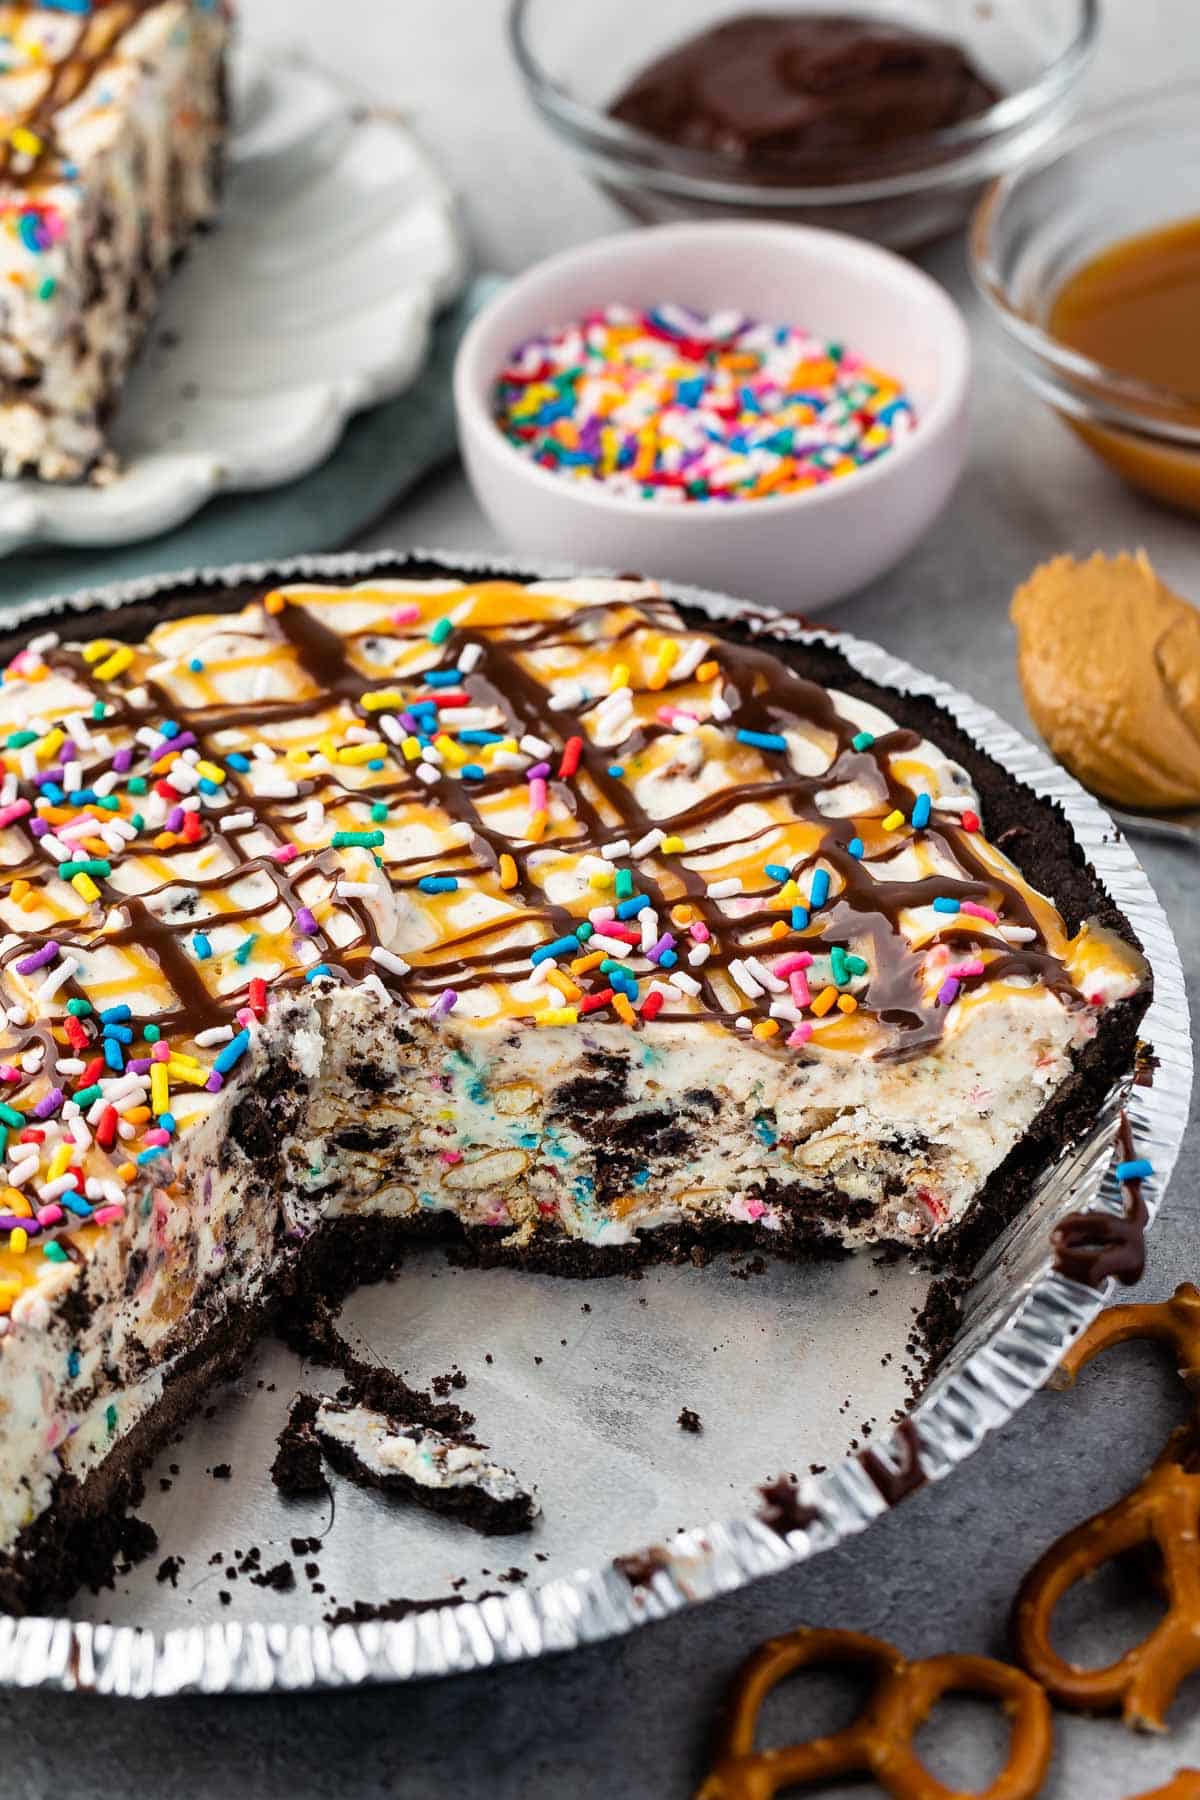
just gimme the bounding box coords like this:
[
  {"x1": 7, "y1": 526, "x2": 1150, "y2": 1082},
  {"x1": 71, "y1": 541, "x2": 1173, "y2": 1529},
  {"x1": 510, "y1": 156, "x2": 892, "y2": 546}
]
[{"x1": 0, "y1": 561, "x2": 1148, "y2": 1612}]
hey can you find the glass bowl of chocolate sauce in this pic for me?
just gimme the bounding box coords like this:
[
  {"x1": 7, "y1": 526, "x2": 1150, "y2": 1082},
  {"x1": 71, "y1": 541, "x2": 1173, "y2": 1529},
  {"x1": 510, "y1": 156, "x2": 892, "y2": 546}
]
[
  {"x1": 508, "y1": 0, "x2": 1097, "y2": 250},
  {"x1": 971, "y1": 85, "x2": 1200, "y2": 515}
]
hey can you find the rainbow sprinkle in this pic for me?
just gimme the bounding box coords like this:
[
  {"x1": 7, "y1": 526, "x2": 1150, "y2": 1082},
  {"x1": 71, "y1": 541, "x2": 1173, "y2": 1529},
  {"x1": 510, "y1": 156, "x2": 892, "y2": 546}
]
[
  {"x1": 493, "y1": 303, "x2": 915, "y2": 503},
  {"x1": 0, "y1": 567, "x2": 1097, "y2": 1308}
]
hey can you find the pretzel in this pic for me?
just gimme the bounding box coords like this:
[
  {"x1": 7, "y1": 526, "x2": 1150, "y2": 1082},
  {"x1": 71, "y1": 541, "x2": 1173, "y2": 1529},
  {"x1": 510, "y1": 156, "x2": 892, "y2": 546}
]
[
  {"x1": 1013, "y1": 1285, "x2": 1200, "y2": 1732},
  {"x1": 695, "y1": 1626, "x2": 1052, "y2": 1800},
  {"x1": 1053, "y1": 1284, "x2": 1200, "y2": 1399}
]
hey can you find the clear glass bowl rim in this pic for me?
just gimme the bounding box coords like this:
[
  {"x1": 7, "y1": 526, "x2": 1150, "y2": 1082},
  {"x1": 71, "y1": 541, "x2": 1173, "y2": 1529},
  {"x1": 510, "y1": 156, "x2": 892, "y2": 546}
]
[
  {"x1": 970, "y1": 81, "x2": 1200, "y2": 441},
  {"x1": 507, "y1": 0, "x2": 1100, "y2": 206}
]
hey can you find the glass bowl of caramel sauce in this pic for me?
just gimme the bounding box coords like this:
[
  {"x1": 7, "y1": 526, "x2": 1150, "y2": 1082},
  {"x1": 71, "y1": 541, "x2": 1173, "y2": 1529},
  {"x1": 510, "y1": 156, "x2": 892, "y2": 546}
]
[
  {"x1": 508, "y1": 0, "x2": 1097, "y2": 250},
  {"x1": 971, "y1": 87, "x2": 1200, "y2": 514}
]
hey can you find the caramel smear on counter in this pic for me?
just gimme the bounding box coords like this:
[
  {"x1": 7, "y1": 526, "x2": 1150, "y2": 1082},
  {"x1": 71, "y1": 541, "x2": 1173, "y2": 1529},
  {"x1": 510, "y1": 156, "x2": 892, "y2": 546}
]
[{"x1": 1012, "y1": 551, "x2": 1200, "y2": 811}]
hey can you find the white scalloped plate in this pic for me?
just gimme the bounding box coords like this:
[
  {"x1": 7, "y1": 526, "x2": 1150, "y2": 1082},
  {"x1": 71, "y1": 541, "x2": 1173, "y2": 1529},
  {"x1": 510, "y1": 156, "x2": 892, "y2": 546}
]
[{"x1": 0, "y1": 53, "x2": 467, "y2": 557}]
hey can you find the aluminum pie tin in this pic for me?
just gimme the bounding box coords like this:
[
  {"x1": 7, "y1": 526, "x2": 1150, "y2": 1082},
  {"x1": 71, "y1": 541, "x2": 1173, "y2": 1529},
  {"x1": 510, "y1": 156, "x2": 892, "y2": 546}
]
[{"x1": 0, "y1": 548, "x2": 1187, "y2": 1698}]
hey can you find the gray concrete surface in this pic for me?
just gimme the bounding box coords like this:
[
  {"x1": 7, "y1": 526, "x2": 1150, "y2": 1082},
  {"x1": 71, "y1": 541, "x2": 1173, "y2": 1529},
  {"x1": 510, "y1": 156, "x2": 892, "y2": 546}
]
[{"x1": 3, "y1": 4, "x2": 1199, "y2": 1793}]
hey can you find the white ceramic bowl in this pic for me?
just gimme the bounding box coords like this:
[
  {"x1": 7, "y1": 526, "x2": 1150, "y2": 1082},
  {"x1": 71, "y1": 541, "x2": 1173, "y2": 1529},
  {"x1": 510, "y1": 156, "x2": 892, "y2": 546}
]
[{"x1": 454, "y1": 222, "x2": 971, "y2": 612}]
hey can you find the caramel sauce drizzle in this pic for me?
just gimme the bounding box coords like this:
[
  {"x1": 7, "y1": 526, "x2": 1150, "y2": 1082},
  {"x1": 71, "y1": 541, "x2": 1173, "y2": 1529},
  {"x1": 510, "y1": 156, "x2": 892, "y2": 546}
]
[
  {"x1": 0, "y1": 578, "x2": 1111, "y2": 1114},
  {"x1": 0, "y1": 1, "x2": 172, "y2": 186}
]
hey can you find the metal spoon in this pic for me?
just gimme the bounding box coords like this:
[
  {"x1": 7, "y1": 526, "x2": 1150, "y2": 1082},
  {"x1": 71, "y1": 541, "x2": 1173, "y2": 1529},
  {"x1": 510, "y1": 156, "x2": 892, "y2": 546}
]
[{"x1": 1108, "y1": 806, "x2": 1200, "y2": 848}]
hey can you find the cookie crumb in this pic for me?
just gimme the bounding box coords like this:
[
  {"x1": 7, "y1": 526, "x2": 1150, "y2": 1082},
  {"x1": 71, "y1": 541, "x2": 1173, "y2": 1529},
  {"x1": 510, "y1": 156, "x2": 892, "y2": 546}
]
[{"x1": 250, "y1": 1559, "x2": 295, "y2": 1593}]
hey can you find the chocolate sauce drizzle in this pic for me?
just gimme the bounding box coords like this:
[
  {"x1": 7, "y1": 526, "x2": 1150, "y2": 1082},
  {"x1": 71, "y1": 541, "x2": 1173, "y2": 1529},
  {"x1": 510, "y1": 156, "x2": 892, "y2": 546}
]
[
  {"x1": 859, "y1": 1417, "x2": 926, "y2": 1505},
  {"x1": 756, "y1": 1472, "x2": 820, "y2": 1536},
  {"x1": 1052, "y1": 1113, "x2": 1150, "y2": 1289},
  {"x1": 0, "y1": 579, "x2": 1092, "y2": 1111},
  {"x1": 0, "y1": 2, "x2": 169, "y2": 186}
]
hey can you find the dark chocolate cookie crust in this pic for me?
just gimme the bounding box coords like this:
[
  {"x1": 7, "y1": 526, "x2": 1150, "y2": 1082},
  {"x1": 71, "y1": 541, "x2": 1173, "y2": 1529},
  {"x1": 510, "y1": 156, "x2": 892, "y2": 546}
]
[
  {"x1": 0, "y1": 554, "x2": 1151, "y2": 1614},
  {"x1": 0, "y1": 1298, "x2": 266, "y2": 1617}
]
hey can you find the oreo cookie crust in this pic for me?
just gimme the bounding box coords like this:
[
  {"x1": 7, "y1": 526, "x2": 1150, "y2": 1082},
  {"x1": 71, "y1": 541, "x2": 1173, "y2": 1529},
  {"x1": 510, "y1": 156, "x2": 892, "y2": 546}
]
[{"x1": 0, "y1": 556, "x2": 1148, "y2": 1612}]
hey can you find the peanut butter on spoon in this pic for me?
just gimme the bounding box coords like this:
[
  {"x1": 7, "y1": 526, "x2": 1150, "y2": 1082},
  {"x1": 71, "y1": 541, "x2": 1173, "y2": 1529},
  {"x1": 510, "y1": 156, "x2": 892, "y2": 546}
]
[{"x1": 1012, "y1": 551, "x2": 1200, "y2": 812}]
